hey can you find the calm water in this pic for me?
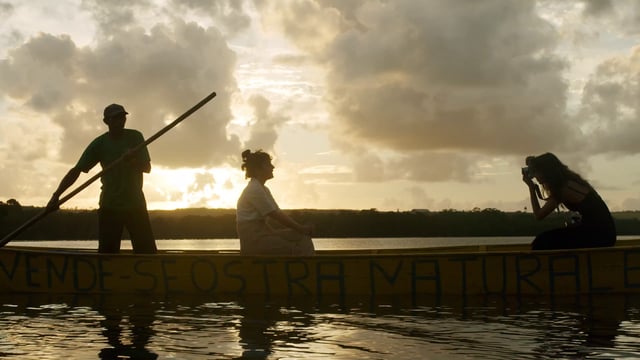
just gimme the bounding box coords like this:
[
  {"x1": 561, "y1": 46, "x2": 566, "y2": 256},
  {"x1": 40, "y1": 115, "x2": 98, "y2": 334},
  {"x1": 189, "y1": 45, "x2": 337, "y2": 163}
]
[{"x1": 2, "y1": 237, "x2": 640, "y2": 359}]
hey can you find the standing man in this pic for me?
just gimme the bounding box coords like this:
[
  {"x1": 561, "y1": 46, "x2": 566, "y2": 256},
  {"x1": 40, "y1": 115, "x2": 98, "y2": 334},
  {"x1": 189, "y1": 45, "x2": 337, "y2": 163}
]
[{"x1": 47, "y1": 103, "x2": 157, "y2": 254}]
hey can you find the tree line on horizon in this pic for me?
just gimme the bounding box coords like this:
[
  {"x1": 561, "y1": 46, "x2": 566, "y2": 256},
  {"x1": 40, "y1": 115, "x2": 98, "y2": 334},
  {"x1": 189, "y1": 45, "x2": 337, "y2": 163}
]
[{"x1": 2, "y1": 201, "x2": 640, "y2": 240}]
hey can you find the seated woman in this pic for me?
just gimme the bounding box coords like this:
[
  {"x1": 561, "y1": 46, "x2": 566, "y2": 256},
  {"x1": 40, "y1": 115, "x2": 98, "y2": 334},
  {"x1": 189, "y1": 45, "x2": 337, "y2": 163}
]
[
  {"x1": 236, "y1": 150, "x2": 315, "y2": 256},
  {"x1": 522, "y1": 153, "x2": 616, "y2": 250}
]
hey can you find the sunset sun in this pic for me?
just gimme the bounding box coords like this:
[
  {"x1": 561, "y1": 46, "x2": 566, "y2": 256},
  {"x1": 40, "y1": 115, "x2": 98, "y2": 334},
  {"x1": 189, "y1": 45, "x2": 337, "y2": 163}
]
[{"x1": 146, "y1": 167, "x2": 245, "y2": 210}]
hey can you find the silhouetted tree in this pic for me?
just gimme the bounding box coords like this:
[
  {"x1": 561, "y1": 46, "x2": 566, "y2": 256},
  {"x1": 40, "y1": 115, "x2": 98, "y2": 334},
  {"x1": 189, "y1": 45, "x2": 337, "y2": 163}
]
[{"x1": 6, "y1": 199, "x2": 20, "y2": 207}]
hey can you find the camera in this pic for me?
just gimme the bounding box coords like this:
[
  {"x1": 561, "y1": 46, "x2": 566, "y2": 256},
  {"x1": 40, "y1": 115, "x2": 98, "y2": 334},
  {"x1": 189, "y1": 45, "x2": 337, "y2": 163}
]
[{"x1": 521, "y1": 166, "x2": 533, "y2": 179}]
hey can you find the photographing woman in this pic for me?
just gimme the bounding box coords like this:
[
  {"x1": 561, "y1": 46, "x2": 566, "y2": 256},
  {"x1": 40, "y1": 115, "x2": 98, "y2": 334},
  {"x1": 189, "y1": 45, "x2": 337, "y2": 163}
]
[{"x1": 522, "y1": 153, "x2": 616, "y2": 250}]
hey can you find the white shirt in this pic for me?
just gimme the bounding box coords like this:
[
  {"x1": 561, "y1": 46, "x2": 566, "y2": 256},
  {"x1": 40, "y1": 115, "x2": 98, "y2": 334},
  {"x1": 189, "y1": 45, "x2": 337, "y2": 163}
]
[{"x1": 236, "y1": 178, "x2": 279, "y2": 223}]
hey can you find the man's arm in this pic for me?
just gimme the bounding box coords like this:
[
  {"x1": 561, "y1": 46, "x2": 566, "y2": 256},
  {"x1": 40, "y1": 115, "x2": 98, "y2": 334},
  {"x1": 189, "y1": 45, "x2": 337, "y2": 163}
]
[
  {"x1": 124, "y1": 148, "x2": 151, "y2": 173},
  {"x1": 139, "y1": 160, "x2": 151, "y2": 173},
  {"x1": 46, "y1": 167, "x2": 81, "y2": 211}
]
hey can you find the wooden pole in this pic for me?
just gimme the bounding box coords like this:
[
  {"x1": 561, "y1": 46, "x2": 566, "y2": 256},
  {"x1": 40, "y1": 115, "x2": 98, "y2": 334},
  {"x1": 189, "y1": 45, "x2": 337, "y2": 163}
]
[{"x1": 0, "y1": 91, "x2": 217, "y2": 247}]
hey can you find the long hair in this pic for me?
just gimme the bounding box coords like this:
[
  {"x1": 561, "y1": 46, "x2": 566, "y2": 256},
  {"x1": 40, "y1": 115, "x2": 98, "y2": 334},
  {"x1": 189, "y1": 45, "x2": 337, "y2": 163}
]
[
  {"x1": 241, "y1": 149, "x2": 271, "y2": 179},
  {"x1": 528, "y1": 153, "x2": 589, "y2": 199}
]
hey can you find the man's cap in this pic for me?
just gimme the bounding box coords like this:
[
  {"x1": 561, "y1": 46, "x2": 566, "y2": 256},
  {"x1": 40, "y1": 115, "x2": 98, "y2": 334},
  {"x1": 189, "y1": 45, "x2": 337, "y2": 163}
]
[{"x1": 103, "y1": 103, "x2": 129, "y2": 120}]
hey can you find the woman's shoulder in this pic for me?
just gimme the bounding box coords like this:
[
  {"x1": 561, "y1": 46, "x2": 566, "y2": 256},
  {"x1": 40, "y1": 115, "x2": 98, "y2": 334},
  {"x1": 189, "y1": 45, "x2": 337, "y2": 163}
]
[
  {"x1": 565, "y1": 179, "x2": 591, "y2": 193},
  {"x1": 561, "y1": 179, "x2": 592, "y2": 203}
]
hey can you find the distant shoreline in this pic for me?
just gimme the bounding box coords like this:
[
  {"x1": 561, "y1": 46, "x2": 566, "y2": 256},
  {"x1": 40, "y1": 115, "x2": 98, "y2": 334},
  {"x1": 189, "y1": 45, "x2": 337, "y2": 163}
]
[{"x1": 3, "y1": 205, "x2": 640, "y2": 241}]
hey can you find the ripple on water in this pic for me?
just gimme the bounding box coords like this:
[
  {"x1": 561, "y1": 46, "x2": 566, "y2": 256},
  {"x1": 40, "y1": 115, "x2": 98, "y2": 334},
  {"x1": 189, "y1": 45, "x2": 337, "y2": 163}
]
[{"x1": 0, "y1": 294, "x2": 638, "y2": 359}]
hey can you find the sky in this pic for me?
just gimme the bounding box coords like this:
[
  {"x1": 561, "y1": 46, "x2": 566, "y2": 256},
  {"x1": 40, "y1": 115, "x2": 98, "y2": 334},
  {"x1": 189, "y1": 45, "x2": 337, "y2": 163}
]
[{"x1": 1, "y1": 0, "x2": 640, "y2": 212}]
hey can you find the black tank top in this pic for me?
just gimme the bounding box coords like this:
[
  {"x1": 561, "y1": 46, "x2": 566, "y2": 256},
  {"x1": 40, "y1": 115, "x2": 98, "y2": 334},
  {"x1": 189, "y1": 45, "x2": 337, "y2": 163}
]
[{"x1": 563, "y1": 184, "x2": 615, "y2": 232}]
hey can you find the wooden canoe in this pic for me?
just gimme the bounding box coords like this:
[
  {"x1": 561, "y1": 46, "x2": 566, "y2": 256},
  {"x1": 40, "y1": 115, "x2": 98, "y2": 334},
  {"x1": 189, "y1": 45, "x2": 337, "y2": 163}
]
[{"x1": 1, "y1": 240, "x2": 639, "y2": 297}]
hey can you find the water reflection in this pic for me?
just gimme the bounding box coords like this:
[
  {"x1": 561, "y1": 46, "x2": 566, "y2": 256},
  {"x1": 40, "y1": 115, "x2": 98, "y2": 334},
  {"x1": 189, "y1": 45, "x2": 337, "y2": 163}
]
[
  {"x1": 96, "y1": 295, "x2": 158, "y2": 359},
  {"x1": 235, "y1": 296, "x2": 320, "y2": 359},
  {"x1": 0, "y1": 293, "x2": 638, "y2": 359},
  {"x1": 235, "y1": 297, "x2": 277, "y2": 358}
]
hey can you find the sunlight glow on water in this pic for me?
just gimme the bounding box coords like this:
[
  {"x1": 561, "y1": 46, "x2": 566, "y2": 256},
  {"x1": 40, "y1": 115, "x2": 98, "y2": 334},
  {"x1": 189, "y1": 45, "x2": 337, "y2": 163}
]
[
  {"x1": 14, "y1": 235, "x2": 640, "y2": 251},
  {"x1": 14, "y1": 236, "x2": 539, "y2": 251}
]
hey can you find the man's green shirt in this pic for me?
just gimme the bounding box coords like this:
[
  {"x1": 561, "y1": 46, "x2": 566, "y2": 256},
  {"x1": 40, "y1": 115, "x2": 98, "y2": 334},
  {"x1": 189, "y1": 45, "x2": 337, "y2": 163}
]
[{"x1": 75, "y1": 129, "x2": 150, "y2": 210}]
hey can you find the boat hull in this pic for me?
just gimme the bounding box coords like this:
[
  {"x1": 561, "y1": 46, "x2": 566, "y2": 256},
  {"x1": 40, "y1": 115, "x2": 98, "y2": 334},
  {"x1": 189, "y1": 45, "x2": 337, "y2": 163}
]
[{"x1": 1, "y1": 241, "x2": 640, "y2": 297}]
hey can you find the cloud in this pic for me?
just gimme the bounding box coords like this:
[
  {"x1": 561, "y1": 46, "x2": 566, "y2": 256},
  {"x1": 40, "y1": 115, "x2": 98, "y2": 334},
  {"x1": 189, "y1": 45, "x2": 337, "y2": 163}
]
[
  {"x1": 264, "y1": 1, "x2": 572, "y2": 154},
  {"x1": 82, "y1": 0, "x2": 252, "y2": 38},
  {"x1": 78, "y1": 0, "x2": 145, "y2": 38},
  {"x1": 0, "y1": 113, "x2": 64, "y2": 199},
  {"x1": 168, "y1": 0, "x2": 251, "y2": 36},
  {"x1": 349, "y1": 150, "x2": 481, "y2": 183},
  {"x1": 581, "y1": 0, "x2": 614, "y2": 17},
  {"x1": 578, "y1": 1, "x2": 640, "y2": 34},
  {"x1": 1, "y1": 0, "x2": 639, "y2": 212},
  {"x1": 256, "y1": 0, "x2": 640, "y2": 187},
  {"x1": 350, "y1": 151, "x2": 386, "y2": 182},
  {"x1": 0, "y1": 16, "x2": 241, "y2": 168},
  {"x1": 0, "y1": 2, "x2": 13, "y2": 17},
  {"x1": 184, "y1": 171, "x2": 219, "y2": 207},
  {"x1": 0, "y1": 33, "x2": 76, "y2": 110},
  {"x1": 390, "y1": 152, "x2": 480, "y2": 182},
  {"x1": 577, "y1": 46, "x2": 640, "y2": 153},
  {"x1": 243, "y1": 94, "x2": 289, "y2": 152}
]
